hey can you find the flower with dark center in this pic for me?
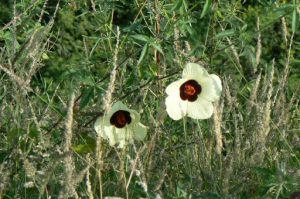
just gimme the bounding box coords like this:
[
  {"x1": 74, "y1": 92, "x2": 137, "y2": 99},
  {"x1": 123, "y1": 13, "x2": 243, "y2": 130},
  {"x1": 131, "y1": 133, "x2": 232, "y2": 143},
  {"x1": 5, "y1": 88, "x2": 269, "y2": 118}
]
[
  {"x1": 94, "y1": 101, "x2": 147, "y2": 148},
  {"x1": 165, "y1": 63, "x2": 222, "y2": 120},
  {"x1": 110, "y1": 110, "x2": 132, "y2": 128},
  {"x1": 180, "y1": 80, "x2": 202, "y2": 102}
]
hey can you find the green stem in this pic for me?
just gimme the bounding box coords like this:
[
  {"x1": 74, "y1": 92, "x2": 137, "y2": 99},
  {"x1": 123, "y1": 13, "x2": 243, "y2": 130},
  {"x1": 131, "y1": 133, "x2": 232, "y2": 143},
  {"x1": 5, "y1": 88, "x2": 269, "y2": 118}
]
[{"x1": 183, "y1": 117, "x2": 193, "y2": 190}]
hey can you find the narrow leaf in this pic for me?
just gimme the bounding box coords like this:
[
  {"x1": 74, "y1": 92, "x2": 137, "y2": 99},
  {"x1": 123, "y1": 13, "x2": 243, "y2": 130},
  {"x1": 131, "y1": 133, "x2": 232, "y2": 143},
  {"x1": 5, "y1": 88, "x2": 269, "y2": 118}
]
[
  {"x1": 200, "y1": 0, "x2": 212, "y2": 18},
  {"x1": 216, "y1": 29, "x2": 235, "y2": 38},
  {"x1": 130, "y1": 34, "x2": 150, "y2": 43},
  {"x1": 138, "y1": 44, "x2": 149, "y2": 65},
  {"x1": 150, "y1": 42, "x2": 164, "y2": 55},
  {"x1": 171, "y1": 0, "x2": 183, "y2": 12},
  {"x1": 292, "y1": 8, "x2": 299, "y2": 33}
]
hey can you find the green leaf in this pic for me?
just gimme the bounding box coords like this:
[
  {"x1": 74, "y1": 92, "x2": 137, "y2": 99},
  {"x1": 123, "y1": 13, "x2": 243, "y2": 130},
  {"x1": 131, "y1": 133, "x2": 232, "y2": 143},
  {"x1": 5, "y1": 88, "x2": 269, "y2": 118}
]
[
  {"x1": 123, "y1": 19, "x2": 143, "y2": 32},
  {"x1": 137, "y1": 44, "x2": 149, "y2": 66},
  {"x1": 150, "y1": 42, "x2": 164, "y2": 55},
  {"x1": 28, "y1": 123, "x2": 40, "y2": 139},
  {"x1": 292, "y1": 8, "x2": 299, "y2": 33},
  {"x1": 186, "y1": 25, "x2": 195, "y2": 36},
  {"x1": 216, "y1": 29, "x2": 235, "y2": 38},
  {"x1": 72, "y1": 143, "x2": 95, "y2": 154},
  {"x1": 72, "y1": 136, "x2": 96, "y2": 154},
  {"x1": 180, "y1": 0, "x2": 188, "y2": 15},
  {"x1": 79, "y1": 87, "x2": 94, "y2": 110},
  {"x1": 171, "y1": 0, "x2": 183, "y2": 12},
  {"x1": 8, "y1": 128, "x2": 25, "y2": 147},
  {"x1": 130, "y1": 34, "x2": 150, "y2": 43},
  {"x1": 200, "y1": 0, "x2": 212, "y2": 18},
  {"x1": 41, "y1": 53, "x2": 49, "y2": 60},
  {"x1": 273, "y1": 3, "x2": 299, "y2": 13}
]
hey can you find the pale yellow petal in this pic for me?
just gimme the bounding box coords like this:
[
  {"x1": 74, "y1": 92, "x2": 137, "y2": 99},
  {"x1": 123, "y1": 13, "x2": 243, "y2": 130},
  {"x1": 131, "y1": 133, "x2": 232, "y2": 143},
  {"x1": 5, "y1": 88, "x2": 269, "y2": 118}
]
[
  {"x1": 107, "y1": 101, "x2": 129, "y2": 119},
  {"x1": 165, "y1": 95, "x2": 187, "y2": 120},
  {"x1": 198, "y1": 74, "x2": 222, "y2": 102},
  {"x1": 105, "y1": 127, "x2": 118, "y2": 146},
  {"x1": 94, "y1": 117, "x2": 110, "y2": 139},
  {"x1": 165, "y1": 79, "x2": 185, "y2": 96},
  {"x1": 118, "y1": 140, "x2": 126, "y2": 148},
  {"x1": 182, "y1": 63, "x2": 209, "y2": 79},
  {"x1": 210, "y1": 74, "x2": 222, "y2": 100},
  {"x1": 111, "y1": 101, "x2": 128, "y2": 111},
  {"x1": 133, "y1": 123, "x2": 147, "y2": 141},
  {"x1": 187, "y1": 98, "x2": 214, "y2": 119},
  {"x1": 129, "y1": 109, "x2": 140, "y2": 124}
]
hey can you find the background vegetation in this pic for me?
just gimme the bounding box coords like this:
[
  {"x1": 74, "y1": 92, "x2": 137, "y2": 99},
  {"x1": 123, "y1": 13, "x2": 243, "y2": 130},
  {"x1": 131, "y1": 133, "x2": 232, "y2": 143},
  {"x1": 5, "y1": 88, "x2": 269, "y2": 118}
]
[{"x1": 0, "y1": 0, "x2": 299, "y2": 198}]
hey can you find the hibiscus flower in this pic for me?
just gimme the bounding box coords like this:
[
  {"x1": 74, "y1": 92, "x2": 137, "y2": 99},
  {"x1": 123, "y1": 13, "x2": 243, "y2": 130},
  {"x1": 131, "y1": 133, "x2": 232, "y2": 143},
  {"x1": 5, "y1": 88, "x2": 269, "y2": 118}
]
[
  {"x1": 94, "y1": 101, "x2": 147, "y2": 148},
  {"x1": 165, "y1": 63, "x2": 222, "y2": 120}
]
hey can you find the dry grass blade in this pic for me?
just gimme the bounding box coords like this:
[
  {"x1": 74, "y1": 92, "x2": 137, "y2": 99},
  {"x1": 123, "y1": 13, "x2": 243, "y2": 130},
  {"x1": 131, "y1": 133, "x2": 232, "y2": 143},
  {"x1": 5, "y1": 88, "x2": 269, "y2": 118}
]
[
  {"x1": 60, "y1": 92, "x2": 78, "y2": 199},
  {"x1": 0, "y1": 64, "x2": 32, "y2": 92}
]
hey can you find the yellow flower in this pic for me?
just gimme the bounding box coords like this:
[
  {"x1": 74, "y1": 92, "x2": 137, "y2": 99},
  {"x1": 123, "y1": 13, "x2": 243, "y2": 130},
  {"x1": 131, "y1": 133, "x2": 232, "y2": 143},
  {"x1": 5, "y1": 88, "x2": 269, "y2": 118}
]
[
  {"x1": 165, "y1": 63, "x2": 222, "y2": 120},
  {"x1": 94, "y1": 101, "x2": 147, "y2": 148}
]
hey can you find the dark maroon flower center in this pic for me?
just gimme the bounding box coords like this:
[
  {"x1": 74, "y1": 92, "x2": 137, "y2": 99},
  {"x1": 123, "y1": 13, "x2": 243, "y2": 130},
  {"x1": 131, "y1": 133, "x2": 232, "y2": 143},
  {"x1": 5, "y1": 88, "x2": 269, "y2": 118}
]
[
  {"x1": 110, "y1": 110, "x2": 132, "y2": 128},
  {"x1": 180, "y1": 80, "x2": 202, "y2": 102}
]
